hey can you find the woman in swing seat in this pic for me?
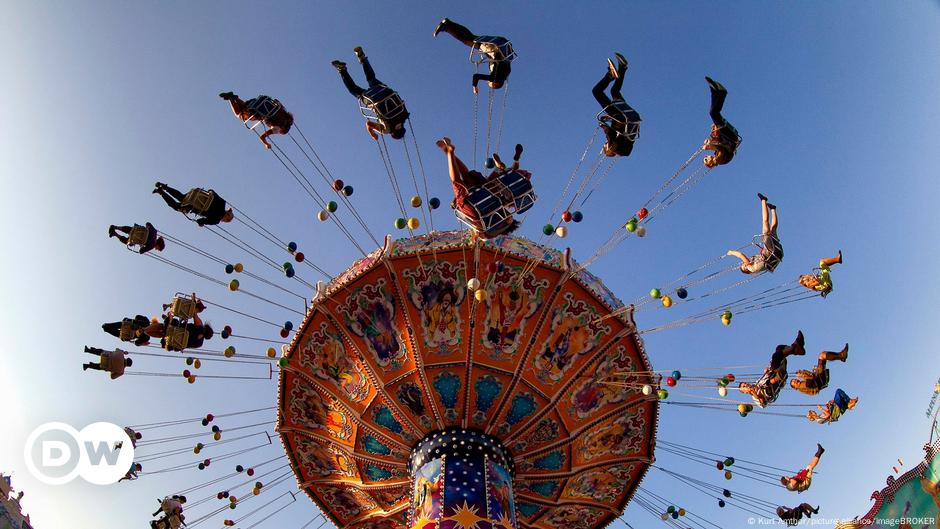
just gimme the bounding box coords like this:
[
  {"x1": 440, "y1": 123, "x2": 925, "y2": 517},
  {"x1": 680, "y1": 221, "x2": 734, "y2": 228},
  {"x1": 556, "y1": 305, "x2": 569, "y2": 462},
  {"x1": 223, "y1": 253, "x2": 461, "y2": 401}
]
[
  {"x1": 593, "y1": 52, "x2": 639, "y2": 157},
  {"x1": 726, "y1": 193, "x2": 784, "y2": 274}
]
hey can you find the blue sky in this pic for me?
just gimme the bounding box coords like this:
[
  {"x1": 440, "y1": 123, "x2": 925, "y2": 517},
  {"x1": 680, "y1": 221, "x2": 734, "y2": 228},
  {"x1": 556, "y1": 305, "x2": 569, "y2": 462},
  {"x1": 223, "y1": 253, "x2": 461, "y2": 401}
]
[{"x1": 2, "y1": 2, "x2": 940, "y2": 528}]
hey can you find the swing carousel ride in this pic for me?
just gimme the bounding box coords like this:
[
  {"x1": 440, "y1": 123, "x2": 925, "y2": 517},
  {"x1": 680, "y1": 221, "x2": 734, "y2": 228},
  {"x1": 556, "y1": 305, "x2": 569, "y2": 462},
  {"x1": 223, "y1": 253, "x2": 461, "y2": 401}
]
[{"x1": 95, "y1": 21, "x2": 850, "y2": 529}]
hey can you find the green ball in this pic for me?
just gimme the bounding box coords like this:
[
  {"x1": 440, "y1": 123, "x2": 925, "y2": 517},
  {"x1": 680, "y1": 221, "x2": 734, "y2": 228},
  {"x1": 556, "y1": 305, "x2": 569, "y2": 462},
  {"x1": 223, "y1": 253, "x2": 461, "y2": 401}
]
[
  {"x1": 278, "y1": 357, "x2": 289, "y2": 368},
  {"x1": 542, "y1": 224, "x2": 554, "y2": 236},
  {"x1": 667, "y1": 506, "x2": 675, "y2": 514},
  {"x1": 327, "y1": 201, "x2": 338, "y2": 213},
  {"x1": 625, "y1": 221, "x2": 637, "y2": 233},
  {"x1": 719, "y1": 377, "x2": 729, "y2": 387},
  {"x1": 395, "y1": 218, "x2": 407, "y2": 230},
  {"x1": 657, "y1": 389, "x2": 669, "y2": 400},
  {"x1": 186, "y1": 357, "x2": 194, "y2": 365},
  {"x1": 650, "y1": 288, "x2": 661, "y2": 299},
  {"x1": 724, "y1": 457, "x2": 734, "y2": 467}
]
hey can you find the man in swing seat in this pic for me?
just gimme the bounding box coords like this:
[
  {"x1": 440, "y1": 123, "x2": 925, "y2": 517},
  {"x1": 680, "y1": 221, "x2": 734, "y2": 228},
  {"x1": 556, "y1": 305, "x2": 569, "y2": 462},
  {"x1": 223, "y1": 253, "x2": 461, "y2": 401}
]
[
  {"x1": 434, "y1": 18, "x2": 513, "y2": 93},
  {"x1": 219, "y1": 92, "x2": 294, "y2": 150},
  {"x1": 799, "y1": 251, "x2": 842, "y2": 297},
  {"x1": 790, "y1": 343, "x2": 849, "y2": 396},
  {"x1": 726, "y1": 193, "x2": 784, "y2": 274},
  {"x1": 738, "y1": 330, "x2": 806, "y2": 408},
  {"x1": 153, "y1": 183, "x2": 234, "y2": 226},
  {"x1": 703, "y1": 76, "x2": 741, "y2": 167},
  {"x1": 82, "y1": 346, "x2": 132, "y2": 380},
  {"x1": 593, "y1": 52, "x2": 640, "y2": 157},
  {"x1": 332, "y1": 47, "x2": 410, "y2": 140},
  {"x1": 109, "y1": 222, "x2": 165, "y2": 254}
]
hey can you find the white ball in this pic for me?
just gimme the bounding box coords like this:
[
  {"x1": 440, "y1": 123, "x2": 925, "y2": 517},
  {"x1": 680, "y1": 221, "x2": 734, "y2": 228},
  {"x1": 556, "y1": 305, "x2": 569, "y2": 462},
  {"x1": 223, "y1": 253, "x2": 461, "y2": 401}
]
[
  {"x1": 636, "y1": 226, "x2": 647, "y2": 237},
  {"x1": 555, "y1": 226, "x2": 568, "y2": 238},
  {"x1": 642, "y1": 385, "x2": 652, "y2": 396},
  {"x1": 467, "y1": 278, "x2": 481, "y2": 291},
  {"x1": 718, "y1": 386, "x2": 728, "y2": 397},
  {"x1": 317, "y1": 210, "x2": 329, "y2": 221}
]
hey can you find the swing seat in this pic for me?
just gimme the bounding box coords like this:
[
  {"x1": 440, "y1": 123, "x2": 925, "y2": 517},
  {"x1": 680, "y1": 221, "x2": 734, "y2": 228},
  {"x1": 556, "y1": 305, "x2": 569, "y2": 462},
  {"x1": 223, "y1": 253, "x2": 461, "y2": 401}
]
[
  {"x1": 470, "y1": 36, "x2": 516, "y2": 65},
  {"x1": 749, "y1": 364, "x2": 788, "y2": 408},
  {"x1": 164, "y1": 326, "x2": 190, "y2": 352},
  {"x1": 454, "y1": 186, "x2": 514, "y2": 239},
  {"x1": 494, "y1": 170, "x2": 537, "y2": 214},
  {"x1": 243, "y1": 95, "x2": 282, "y2": 130},
  {"x1": 358, "y1": 85, "x2": 407, "y2": 124},
  {"x1": 751, "y1": 233, "x2": 784, "y2": 272},
  {"x1": 597, "y1": 101, "x2": 642, "y2": 142},
  {"x1": 119, "y1": 319, "x2": 139, "y2": 342},
  {"x1": 181, "y1": 189, "x2": 214, "y2": 214},
  {"x1": 168, "y1": 296, "x2": 197, "y2": 321},
  {"x1": 126, "y1": 224, "x2": 150, "y2": 247}
]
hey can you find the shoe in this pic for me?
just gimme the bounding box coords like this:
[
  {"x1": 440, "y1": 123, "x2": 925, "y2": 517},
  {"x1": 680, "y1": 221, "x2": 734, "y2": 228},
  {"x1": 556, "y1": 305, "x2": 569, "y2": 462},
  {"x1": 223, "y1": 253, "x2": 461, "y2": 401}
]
[
  {"x1": 84, "y1": 346, "x2": 91, "y2": 353},
  {"x1": 607, "y1": 58, "x2": 619, "y2": 79},
  {"x1": 353, "y1": 46, "x2": 365, "y2": 62},
  {"x1": 108, "y1": 225, "x2": 117, "y2": 237},
  {"x1": 82, "y1": 365, "x2": 89, "y2": 371},
  {"x1": 812, "y1": 506, "x2": 820, "y2": 515},
  {"x1": 513, "y1": 143, "x2": 523, "y2": 161},
  {"x1": 492, "y1": 153, "x2": 505, "y2": 170},
  {"x1": 218, "y1": 92, "x2": 235, "y2": 100},
  {"x1": 331, "y1": 60, "x2": 347, "y2": 71},
  {"x1": 705, "y1": 76, "x2": 727, "y2": 93},
  {"x1": 757, "y1": 192, "x2": 768, "y2": 202},
  {"x1": 837, "y1": 250, "x2": 843, "y2": 264},
  {"x1": 153, "y1": 182, "x2": 165, "y2": 194},
  {"x1": 433, "y1": 18, "x2": 448, "y2": 37},
  {"x1": 839, "y1": 343, "x2": 849, "y2": 362},
  {"x1": 767, "y1": 203, "x2": 776, "y2": 210},
  {"x1": 615, "y1": 52, "x2": 628, "y2": 69},
  {"x1": 816, "y1": 443, "x2": 825, "y2": 456}
]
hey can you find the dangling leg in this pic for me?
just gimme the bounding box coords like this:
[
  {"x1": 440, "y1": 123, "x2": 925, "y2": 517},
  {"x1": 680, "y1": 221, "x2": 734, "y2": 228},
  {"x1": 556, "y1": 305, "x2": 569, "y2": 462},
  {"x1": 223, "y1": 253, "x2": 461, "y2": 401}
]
[
  {"x1": 332, "y1": 61, "x2": 365, "y2": 98},
  {"x1": 84, "y1": 346, "x2": 104, "y2": 356},
  {"x1": 433, "y1": 19, "x2": 478, "y2": 46},
  {"x1": 437, "y1": 138, "x2": 470, "y2": 182},
  {"x1": 222, "y1": 95, "x2": 247, "y2": 118},
  {"x1": 83, "y1": 362, "x2": 103, "y2": 371},
  {"x1": 592, "y1": 72, "x2": 614, "y2": 110},
  {"x1": 806, "y1": 443, "x2": 825, "y2": 471},
  {"x1": 726, "y1": 250, "x2": 751, "y2": 266},
  {"x1": 102, "y1": 322, "x2": 122, "y2": 337},
  {"x1": 155, "y1": 188, "x2": 183, "y2": 211},
  {"x1": 818, "y1": 344, "x2": 849, "y2": 369},
  {"x1": 820, "y1": 251, "x2": 843, "y2": 267},
  {"x1": 355, "y1": 49, "x2": 383, "y2": 89},
  {"x1": 706, "y1": 76, "x2": 728, "y2": 125},
  {"x1": 610, "y1": 53, "x2": 628, "y2": 100},
  {"x1": 758, "y1": 193, "x2": 770, "y2": 235}
]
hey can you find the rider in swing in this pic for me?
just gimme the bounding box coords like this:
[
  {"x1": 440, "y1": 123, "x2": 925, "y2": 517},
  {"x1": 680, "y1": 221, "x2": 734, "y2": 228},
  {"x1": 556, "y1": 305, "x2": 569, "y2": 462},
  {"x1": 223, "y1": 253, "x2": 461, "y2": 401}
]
[
  {"x1": 593, "y1": 53, "x2": 639, "y2": 157},
  {"x1": 703, "y1": 77, "x2": 741, "y2": 168},
  {"x1": 218, "y1": 92, "x2": 294, "y2": 149},
  {"x1": 332, "y1": 47, "x2": 410, "y2": 140},
  {"x1": 434, "y1": 18, "x2": 513, "y2": 93}
]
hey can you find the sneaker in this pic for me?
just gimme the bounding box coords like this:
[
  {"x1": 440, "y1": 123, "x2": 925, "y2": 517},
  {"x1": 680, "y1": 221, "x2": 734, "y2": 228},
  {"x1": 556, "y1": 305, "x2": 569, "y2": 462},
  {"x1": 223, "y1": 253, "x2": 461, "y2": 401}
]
[
  {"x1": 433, "y1": 18, "x2": 448, "y2": 37},
  {"x1": 615, "y1": 52, "x2": 628, "y2": 69},
  {"x1": 757, "y1": 192, "x2": 768, "y2": 201},
  {"x1": 218, "y1": 92, "x2": 235, "y2": 100},
  {"x1": 331, "y1": 60, "x2": 347, "y2": 71},
  {"x1": 705, "y1": 76, "x2": 727, "y2": 93},
  {"x1": 767, "y1": 203, "x2": 776, "y2": 210},
  {"x1": 607, "y1": 58, "x2": 619, "y2": 79},
  {"x1": 353, "y1": 46, "x2": 365, "y2": 62}
]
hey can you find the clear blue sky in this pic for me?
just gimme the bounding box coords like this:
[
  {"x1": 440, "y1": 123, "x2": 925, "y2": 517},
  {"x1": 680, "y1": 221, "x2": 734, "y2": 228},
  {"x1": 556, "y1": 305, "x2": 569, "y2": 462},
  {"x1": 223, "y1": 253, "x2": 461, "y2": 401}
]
[{"x1": 2, "y1": 2, "x2": 940, "y2": 528}]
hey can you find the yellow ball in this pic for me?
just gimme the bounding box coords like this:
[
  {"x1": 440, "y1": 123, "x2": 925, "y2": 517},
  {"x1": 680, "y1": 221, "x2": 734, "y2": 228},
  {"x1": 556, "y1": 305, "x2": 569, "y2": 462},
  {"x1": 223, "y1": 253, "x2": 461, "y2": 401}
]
[
  {"x1": 224, "y1": 346, "x2": 236, "y2": 358},
  {"x1": 678, "y1": 509, "x2": 686, "y2": 517},
  {"x1": 721, "y1": 316, "x2": 731, "y2": 326},
  {"x1": 214, "y1": 432, "x2": 222, "y2": 441},
  {"x1": 724, "y1": 470, "x2": 733, "y2": 480},
  {"x1": 233, "y1": 263, "x2": 244, "y2": 273},
  {"x1": 475, "y1": 289, "x2": 488, "y2": 302},
  {"x1": 229, "y1": 279, "x2": 239, "y2": 291},
  {"x1": 661, "y1": 295, "x2": 673, "y2": 308},
  {"x1": 253, "y1": 488, "x2": 260, "y2": 496},
  {"x1": 407, "y1": 217, "x2": 420, "y2": 230},
  {"x1": 193, "y1": 359, "x2": 202, "y2": 369},
  {"x1": 410, "y1": 196, "x2": 422, "y2": 208},
  {"x1": 267, "y1": 347, "x2": 276, "y2": 358},
  {"x1": 317, "y1": 210, "x2": 329, "y2": 221},
  {"x1": 187, "y1": 375, "x2": 196, "y2": 384}
]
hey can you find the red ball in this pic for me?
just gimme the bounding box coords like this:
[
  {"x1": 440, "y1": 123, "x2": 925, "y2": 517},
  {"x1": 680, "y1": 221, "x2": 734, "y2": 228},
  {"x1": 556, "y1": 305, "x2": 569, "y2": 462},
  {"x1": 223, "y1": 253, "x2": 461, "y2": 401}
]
[
  {"x1": 726, "y1": 374, "x2": 735, "y2": 382},
  {"x1": 280, "y1": 328, "x2": 289, "y2": 338},
  {"x1": 294, "y1": 252, "x2": 305, "y2": 263},
  {"x1": 666, "y1": 377, "x2": 676, "y2": 387},
  {"x1": 183, "y1": 369, "x2": 191, "y2": 378},
  {"x1": 637, "y1": 207, "x2": 649, "y2": 220},
  {"x1": 247, "y1": 468, "x2": 255, "y2": 476},
  {"x1": 562, "y1": 210, "x2": 572, "y2": 222},
  {"x1": 223, "y1": 325, "x2": 232, "y2": 334},
  {"x1": 332, "y1": 179, "x2": 344, "y2": 191},
  {"x1": 218, "y1": 492, "x2": 224, "y2": 499},
  {"x1": 206, "y1": 414, "x2": 214, "y2": 422},
  {"x1": 204, "y1": 459, "x2": 210, "y2": 466}
]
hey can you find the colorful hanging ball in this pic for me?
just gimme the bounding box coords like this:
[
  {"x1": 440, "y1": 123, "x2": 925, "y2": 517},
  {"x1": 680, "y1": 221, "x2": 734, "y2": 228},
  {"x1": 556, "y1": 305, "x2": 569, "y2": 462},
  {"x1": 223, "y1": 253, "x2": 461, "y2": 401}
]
[
  {"x1": 745, "y1": 404, "x2": 754, "y2": 412},
  {"x1": 212, "y1": 425, "x2": 220, "y2": 433},
  {"x1": 266, "y1": 347, "x2": 276, "y2": 358},
  {"x1": 236, "y1": 465, "x2": 244, "y2": 473},
  {"x1": 722, "y1": 310, "x2": 733, "y2": 320},
  {"x1": 429, "y1": 197, "x2": 441, "y2": 209},
  {"x1": 203, "y1": 459, "x2": 210, "y2": 467},
  {"x1": 223, "y1": 491, "x2": 229, "y2": 498},
  {"x1": 193, "y1": 359, "x2": 202, "y2": 369},
  {"x1": 724, "y1": 470, "x2": 733, "y2": 480},
  {"x1": 642, "y1": 385, "x2": 652, "y2": 396},
  {"x1": 671, "y1": 370, "x2": 681, "y2": 381},
  {"x1": 410, "y1": 195, "x2": 422, "y2": 208},
  {"x1": 717, "y1": 461, "x2": 724, "y2": 470},
  {"x1": 206, "y1": 414, "x2": 213, "y2": 422},
  {"x1": 295, "y1": 252, "x2": 305, "y2": 263},
  {"x1": 201, "y1": 418, "x2": 208, "y2": 427},
  {"x1": 285, "y1": 267, "x2": 295, "y2": 278},
  {"x1": 637, "y1": 207, "x2": 649, "y2": 220},
  {"x1": 217, "y1": 492, "x2": 224, "y2": 500},
  {"x1": 555, "y1": 226, "x2": 568, "y2": 238},
  {"x1": 660, "y1": 514, "x2": 669, "y2": 521},
  {"x1": 221, "y1": 328, "x2": 230, "y2": 338},
  {"x1": 280, "y1": 328, "x2": 289, "y2": 338},
  {"x1": 636, "y1": 226, "x2": 647, "y2": 237},
  {"x1": 317, "y1": 210, "x2": 329, "y2": 221},
  {"x1": 661, "y1": 295, "x2": 673, "y2": 307},
  {"x1": 625, "y1": 220, "x2": 637, "y2": 233},
  {"x1": 562, "y1": 210, "x2": 572, "y2": 223},
  {"x1": 676, "y1": 287, "x2": 688, "y2": 299},
  {"x1": 650, "y1": 288, "x2": 661, "y2": 299},
  {"x1": 667, "y1": 506, "x2": 676, "y2": 514},
  {"x1": 726, "y1": 374, "x2": 736, "y2": 383},
  {"x1": 183, "y1": 369, "x2": 191, "y2": 378},
  {"x1": 723, "y1": 489, "x2": 732, "y2": 498},
  {"x1": 234, "y1": 263, "x2": 244, "y2": 273},
  {"x1": 737, "y1": 404, "x2": 748, "y2": 414},
  {"x1": 542, "y1": 224, "x2": 554, "y2": 236},
  {"x1": 342, "y1": 185, "x2": 354, "y2": 197},
  {"x1": 719, "y1": 377, "x2": 729, "y2": 387},
  {"x1": 718, "y1": 386, "x2": 728, "y2": 397},
  {"x1": 484, "y1": 157, "x2": 495, "y2": 169},
  {"x1": 255, "y1": 481, "x2": 263, "y2": 489},
  {"x1": 252, "y1": 488, "x2": 260, "y2": 496},
  {"x1": 230, "y1": 496, "x2": 237, "y2": 503},
  {"x1": 278, "y1": 357, "x2": 288, "y2": 368},
  {"x1": 394, "y1": 218, "x2": 406, "y2": 230},
  {"x1": 198, "y1": 463, "x2": 205, "y2": 470},
  {"x1": 718, "y1": 500, "x2": 726, "y2": 508},
  {"x1": 475, "y1": 289, "x2": 488, "y2": 302},
  {"x1": 213, "y1": 431, "x2": 221, "y2": 441},
  {"x1": 186, "y1": 357, "x2": 194, "y2": 366},
  {"x1": 572, "y1": 211, "x2": 583, "y2": 223},
  {"x1": 283, "y1": 321, "x2": 293, "y2": 331},
  {"x1": 223, "y1": 325, "x2": 232, "y2": 334},
  {"x1": 247, "y1": 468, "x2": 254, "y2": 477},
  {"x1": 725, "y1": 457, "x2": 735, "y2": 466},
  {"x1": 666, "y1": 377, "x2": 676, "y2": 387},
  {"x1": 332, "y1": 179, "x2": 344, "y2": 191},
  {"x1": 496, "y1": 261, "x2": 504, "y2": 271},
  {"x1": 327, "y1": 201, "x2": 338, "y2": 213},
  {"x1": 224, "y1": 346, "x2": 235, "y2": 358},
  {"x1": 671, "y1": 512, "x2": 679, "y2": 520},
  {"x1": 486, "y1": 262, "x2": 497, "y2": 273},
  {"x1": 407, "y1": 217, "x2": 420, "y2": 230},
  {"x1": 467, "y1": 278, "x2": 481, "y2": 291},
  {"x1": 225, "y1": 264, "x2": 234, "y2": 274},
  {"x1": 721, "y1": 315, "x2": 731, "y2": 326},
  {"x1": 229, "y1": 279, "x2": 239, "y2": 291},
  {"x1": 657, "y1": 389, "x2": 669, "y2": 400},
  {"x1": 282, "y1": 261, "x2": 292, "y2": 270},
  {"x1": 287, "y1": 241, "x2": 297, "y2": 252},
  {"x1": 678, "y1": 508, "x2": 686, "y2": 517}
]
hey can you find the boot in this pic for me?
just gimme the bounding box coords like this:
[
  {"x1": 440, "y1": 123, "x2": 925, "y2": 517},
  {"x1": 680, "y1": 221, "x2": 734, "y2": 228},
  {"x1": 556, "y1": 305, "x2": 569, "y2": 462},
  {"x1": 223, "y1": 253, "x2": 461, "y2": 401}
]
[
  {"x1": 353, "y1": 46, "x2": 366, "y2": 63},
  {"x1": 513, "y1": 143, "x2": 523, "y2": 161},
  {"x1": 218, "y1": 92, "x2": 235, "y2": 100},
  {"x1": 607, "y1": 58, "x2": 618, "y2": 80},
  {"x1": 108, "y1": 225, "x2": 117, "y2": 237},
  {"x1": 433, "y1": 18, "x2": 449, "y2": 37},
  {"x1": 492, "y1": 153, "x2": 505, "y2": 171},
  {"x1": 705, "y1": 76, "x2": 727, "y2": 93},
  {"x1": 836, "y1": 250, "x2": 843, "y2": 264},
  {"x1": 615, "y1": 52, "x2": 628, "y2": 70},
  {"x1": 82, "y1": 364, "x2": 90, "y2": 371},
  {"x1": 331, "y1": 60, "x2": 347, "y2": 71},
  {"x1": 84, "y1": 346, "x2": 91, "y2": 353},
  {"x1": 795, "y1": 330, "x2": 805, "y2": 349},
  {"x1": 815, "y1": 443, "x2": 825, "y2": 458},
  {"x1": 837, "y1": 343, "x2": 849, "y2": 362}
]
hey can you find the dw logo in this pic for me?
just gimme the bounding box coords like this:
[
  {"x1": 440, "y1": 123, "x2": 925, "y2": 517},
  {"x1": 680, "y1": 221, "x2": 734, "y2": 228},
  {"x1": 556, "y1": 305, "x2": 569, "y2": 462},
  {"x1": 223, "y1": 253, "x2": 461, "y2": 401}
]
[{"x1": 24, "y1": 422, "x2": 134, "y2": 485}]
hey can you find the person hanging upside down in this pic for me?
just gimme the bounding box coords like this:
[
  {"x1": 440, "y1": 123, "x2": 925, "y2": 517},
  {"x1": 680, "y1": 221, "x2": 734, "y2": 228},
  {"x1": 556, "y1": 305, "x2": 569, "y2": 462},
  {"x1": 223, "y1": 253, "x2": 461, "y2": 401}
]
[
  {"x1": 332, "y1": 47, "x2": 410, "y2": 140},
  {"x1": 727, "y1": 193, "x2": 784, "y2": 274},
  {"x1": 807, "y1": 388, "x2": 858, "y2": 424},
  {"x1": 152, "y1": 495, "x2": 186, "y2": 518},
  {"x1": 82, "y1": 346, "x2": 132, "y2": 380},
  {"x1": 218, "y1": 92, "x2": 294, "y2": 149},
  {"x1": 161, "y1": 313, "x2": 214, "y2": 352},
  {"x1": 163, "y1": 292, "x2": 206, "y2": 321},
  {"x1": 776, "y1": 503, "x2": 819, "y2": 526},
  {"x1": 703, "y1": 77, "x2": 741, "y2": 167},
  {"x1": 799, "y1": 251, "x2": 842, "y2": 297},
  {"x1": 782, "y1": 444, "x2": 825, "y2": 492},
  {"x1": 109, "y1": 222, "x2": 165, "y2": 254},
  {"x1": 153, "y1": 183, "x2": 234, "y2": 226},
  {"x1": 437, "y1": 137, "x2": 527, "y2": 237},
  {"x1": 151, "y1": 513, "x2": 185, "y2": 529},
  {"x1": 102, "y1": 315, "x2": 152, "y2": 346},
  {"x1": 791, "y1": 343, "x2": 848, "y2": 396},
  {"x1": 738, "y1": 330, "x2": 805, "y2": 408},
  {"x1": 593, "y1": 53, "x2": 640, "y2": 157},
  {"x1": 434, "y1": 18, "x2": 512, "y2": 93}
]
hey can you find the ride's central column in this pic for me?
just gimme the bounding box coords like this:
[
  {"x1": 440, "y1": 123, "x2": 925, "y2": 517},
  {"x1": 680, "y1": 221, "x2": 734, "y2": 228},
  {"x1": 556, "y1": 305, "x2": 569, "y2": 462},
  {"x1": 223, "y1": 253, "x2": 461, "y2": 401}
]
[{"x1": 408, "y1": 428, "x2": 517, "y2": 529}]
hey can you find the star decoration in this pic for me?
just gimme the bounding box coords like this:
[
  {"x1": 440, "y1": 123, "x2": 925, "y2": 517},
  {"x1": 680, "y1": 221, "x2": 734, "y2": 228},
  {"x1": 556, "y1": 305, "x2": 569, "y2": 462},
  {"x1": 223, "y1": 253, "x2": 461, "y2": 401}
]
[
  {"x1": 409, "y1": 513, "x2": 435, "y2": 529},
  {"x1": 445, "y1": 500, "x2": 487, "y2": 529}
]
